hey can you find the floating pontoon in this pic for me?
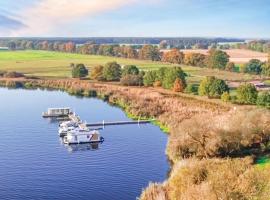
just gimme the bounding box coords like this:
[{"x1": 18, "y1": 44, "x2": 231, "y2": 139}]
[{"x1": 42, "y1": 108, "x2": 72, "y2": 118}]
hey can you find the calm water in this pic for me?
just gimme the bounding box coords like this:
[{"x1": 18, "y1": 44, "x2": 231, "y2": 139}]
[{"x1": 0, "y1": 88, "x2": 169, "y2": 200}]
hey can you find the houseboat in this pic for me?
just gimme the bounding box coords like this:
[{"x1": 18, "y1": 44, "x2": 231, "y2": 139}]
[
  {"x1": 42, "y1": 108, "x2": 72, "y2": 118},
  {"x1": 63, "y1": 130, "x2": 104, "y2": 145}
]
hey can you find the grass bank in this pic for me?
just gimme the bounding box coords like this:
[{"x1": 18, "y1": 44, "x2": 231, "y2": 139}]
[{"x1": 1, "y1": 77, "x2": 270, "y2": 200}]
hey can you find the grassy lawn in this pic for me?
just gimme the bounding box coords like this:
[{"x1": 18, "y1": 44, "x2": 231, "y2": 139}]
[{"x1": 0, "y1": 50, "x2": 261, "y2": 83}]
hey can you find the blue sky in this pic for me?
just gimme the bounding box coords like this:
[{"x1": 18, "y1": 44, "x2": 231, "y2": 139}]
[{"x1": 0, "y1": 0, "x2": 269, "y2": 38}]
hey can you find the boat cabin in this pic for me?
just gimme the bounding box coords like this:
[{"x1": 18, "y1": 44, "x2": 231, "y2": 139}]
[{"x1": 42, "y1": 107, "x2": 72, "y2": 117}]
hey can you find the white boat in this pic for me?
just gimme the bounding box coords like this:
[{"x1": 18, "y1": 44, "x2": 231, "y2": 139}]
[
  {"x1": 42, "y1": 107, "x2": 72, "y2": 118},
  {"x1": 63, "y1": 130, "x2": 104, "y2": 145}
]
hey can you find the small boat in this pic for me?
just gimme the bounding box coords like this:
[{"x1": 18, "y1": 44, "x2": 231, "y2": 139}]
[
  {"x1": 63, "y1": 130, "x2": 104, "y2": 145},
  {"x1": 42, "y1": 107, "x2": 72, "y2": 118}
]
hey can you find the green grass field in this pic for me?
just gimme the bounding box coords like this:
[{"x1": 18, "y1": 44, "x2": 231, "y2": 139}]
[{"x1": 0, "y1": 50, "x2": 261, "y2": 83}]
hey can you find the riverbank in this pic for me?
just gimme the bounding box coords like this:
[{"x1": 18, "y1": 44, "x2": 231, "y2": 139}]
[{"x1": 1, "y1": 77, "x2": 270, "y2": 199}]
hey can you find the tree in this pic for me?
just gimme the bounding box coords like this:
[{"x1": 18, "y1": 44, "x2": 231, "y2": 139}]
[
  {"x1": 162, "y1": 49, "x2": 184, "y2": 64},
  {"x1": 143, "y1": 70, "x2": 157, "y2": 86},
  {"x1": 245, "y1": 59, "x2": 263, "y2": 74},
  {"x1": 90, "y1": 65, "x2": 104, "y2": 81},
  {"x1": 184, "y1": 53, "x2": 206, "y2": 67},
  {"x1": 122, "y1": 65, "x2": 139, "y2": 76},
  {"x1": 236, "y1": 83, "x2": 258, "y2": 104},
  {"x1": 71, "y1": 64, "x2": 88, "y2": 78},
  {"x1": 198, "y1": 76, "x2": 229, "y2": 98},
  {"x1": 138, "y1": 45, "x2": 161, "y2": 61},
  {"x1": 262, "y1": 54, "x2": 270, "y2": 76},
  {"x1": 162, "y1": 67, "x2": 186, "y2": 89},
  {"x1": 221, "y1": 92, "x2": 231, "y2": 102},
  {"x1": 256, "y1": 92, "x2": 270, "y2": 108},
  {"x1": 173, "y1": 78, "x2": 185, "y2": 92},
  {"x1": 102, "y1": 62, "x2": 122, "y2": 81},
  {"x1": 207, "y1": 49, "x2": 229, "y2": 70},
  {"x1": 225, "y1": 62, "x2": 235, "y2": 72}
]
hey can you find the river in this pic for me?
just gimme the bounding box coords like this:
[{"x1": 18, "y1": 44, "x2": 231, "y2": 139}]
[{"x1": 0, "y1": 88, "x2": 169, "y2": 200}]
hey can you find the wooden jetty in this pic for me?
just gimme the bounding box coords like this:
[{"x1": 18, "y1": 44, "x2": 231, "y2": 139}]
[{"x1": 86, "y1": 119, "x2": 154, "y2": 127}]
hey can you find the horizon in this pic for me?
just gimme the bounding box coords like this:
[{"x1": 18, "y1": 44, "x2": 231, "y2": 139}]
[{"x1": 1, "y1": 0, "x2": 270, "y2": 38}]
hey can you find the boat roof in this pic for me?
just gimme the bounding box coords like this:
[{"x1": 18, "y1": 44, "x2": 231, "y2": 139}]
[{"x1": 48, "y1": 107, "x2": 71, "y2": 110}]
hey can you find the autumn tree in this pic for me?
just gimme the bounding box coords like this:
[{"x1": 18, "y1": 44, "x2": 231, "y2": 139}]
[
  {"x1": 65, "y1": 42, "x2": 76, "y2": 53},
  {"x1": 207, "y1": 49, "x2": 230, "y2": 70},
  {"x1": 162, "y1": 49, "x2": 184, "y2": 64},
  {"x1": 90, "y1": 65, "x2": 104, "y2": 81},
  {"x1": 138, "y1": 45, "x2": 161, "y2": 61},
  {"x1": 162, "y1": 67, "x2": 186, "y2": 89},
  {"x1": 173, "y1": 78, "x2": 185, "y2": 92},
  {"x1": 184, "y1": 53, "x2": 206, "y2": 67}
]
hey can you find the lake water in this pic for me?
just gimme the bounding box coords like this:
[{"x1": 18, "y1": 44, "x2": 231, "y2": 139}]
[{"x1": 0, "y1": 88, "x2": 169, "y2": 200}]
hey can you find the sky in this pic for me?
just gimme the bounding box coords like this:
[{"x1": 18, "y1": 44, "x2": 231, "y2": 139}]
[{"x1": 0, "y1": 0, "x2": 269, "y2": 38}]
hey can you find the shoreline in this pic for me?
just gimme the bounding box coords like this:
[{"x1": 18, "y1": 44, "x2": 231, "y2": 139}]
[{"x1": 1, "y1": 77, "x2": 270, "y2": 199}]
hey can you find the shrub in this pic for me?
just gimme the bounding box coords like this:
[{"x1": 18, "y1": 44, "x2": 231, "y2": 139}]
[
  {"x1": 153, "y1": 80, "x2": 162, "y2": 87},
  {"x1": 185, "y1": 84, "x2": 198, "y2": 94},
  {"x1": 199, "y1": 76, "x2": 229, "y2": 98},
  {"x1": 122, "y1": 65, "x2": 139, "y2": 76},
  {"x1": 173, "y1": 78, "x2": 185, "y2": 92},
  {"x1": 143, "y1": 71, "x2": 157, "y2": 86},
  {"x1": 257, "y1": 92, "x2": 270, "y2": 108},
  {"x1": 236, "y1": 83, "x2": 258, "y2": 104},
  {"x1": 102, "y1": 62, "x2": 121, "y2": 81},
  {"x1": 90, "y1": 65, "x2": 104, "y2": 81},
  {"x1": 225, "y1": 62, "x2": 235, "y2": 72},
  {"x1": 120, "y1": 74, "x2": 143, "y2": 86},
  {"x1": 3, "y1": 71, "x2": 25, "y2": 78},
  {"x1": 221, "y1": 91, "x2": 231, "y2": 102},
  {"x1": 71, "y1": 64, "x2": 88, "y2": 78}
]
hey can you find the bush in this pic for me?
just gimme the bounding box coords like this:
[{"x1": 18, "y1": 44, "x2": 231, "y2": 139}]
[
  {"x1": 3, "y1": 71, "x2": 25, "y2": 78},
  {"x1": 122, "y1": 65, "x2": 139, "y2": 76},
  {"x1": 221, "y1": 91, "x2": 231, "y2": 102},
  {"x1": 102, "y1": 62, "x2": 121, "y2": 81},
  {"x1": 185, "y1": 84, "x2": 198, "y2": 94},
  {"x1": 257, "y1": 92, "x2": 270, "y2": 108},
  {"x1": 143, "y1": 71, "x2": 157, "y2": 86},
  {"x1": 236, "y1": 83, "x2": 258, "y2": 104},
  {"x1": 199, "y1": 76, "x2": 229, "y2": 98},
  {"x1": 162, "y1": 67, "x2": 186, "y2": 90},
  {"x1": 120, "y1": 75, "x2": 143, "y2": 86},
  {"x1": 225, "y1": 62, "x2": 235, "y2": 72},
  {"x1": 71, "y1": 64, "x2": 88, "y2": 78},
  {"x1": 90, "y1": 65, "x2": 104, "y2": 81}
]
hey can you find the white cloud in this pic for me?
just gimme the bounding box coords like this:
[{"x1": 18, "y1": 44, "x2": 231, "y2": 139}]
[{"x1": 11, "y1": 0, "x2": 158, "y2": 36}]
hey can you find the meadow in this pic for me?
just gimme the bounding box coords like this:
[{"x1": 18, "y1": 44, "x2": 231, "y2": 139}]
[{"x1": 0, "y1": 50, "x2": 261, "y2": 83}]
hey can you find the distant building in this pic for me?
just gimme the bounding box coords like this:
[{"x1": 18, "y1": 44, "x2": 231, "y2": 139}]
[{"x1": 250, "y1": 81, "x2": 269, "y2": 91}]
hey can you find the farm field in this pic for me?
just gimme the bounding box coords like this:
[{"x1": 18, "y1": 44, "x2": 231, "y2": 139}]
[
  {"x1": 0, "y1": 50, "x2": 261, "y2": 83},
  {"x1": 181, "y1": 49, "x2": 268, "y2": 64}
]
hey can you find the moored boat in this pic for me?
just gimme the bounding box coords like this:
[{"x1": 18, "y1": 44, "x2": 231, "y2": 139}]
[
  {"x1": 63, "y1": 130, "x2": 104, "y2": 145},
  {"x1": 42, "y1": 107, "x2": 72, "y2": 118}
]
